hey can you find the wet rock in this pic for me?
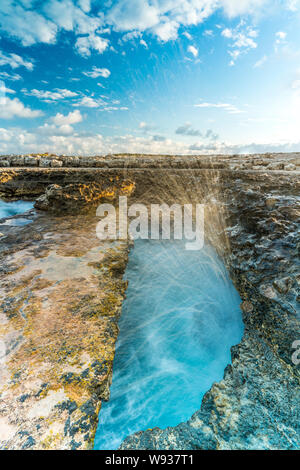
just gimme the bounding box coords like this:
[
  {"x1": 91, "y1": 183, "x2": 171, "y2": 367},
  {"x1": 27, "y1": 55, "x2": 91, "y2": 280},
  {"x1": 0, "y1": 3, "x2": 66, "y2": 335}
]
[
  {"x1": 39, "y1": 158, "x2": 52, "y2": 168},
  {"x1": 11, "y1": 156, "x2": 25, "y2": 166},
  {"x1": 267, "y1": 162, "x2": 284, "y2": 170},
  {"x1": 273, "y1": 277, "x2": 293, "y2": 294},
  {"x1": 265, "y1": 198, "x2": 277, "y2": 209},
  {"x1": 51, "y1": 159, "x2": 63, "y2": 168},
  {"x1": 240, "y1": 301, "x2": 254, "y2": 313},
  {"x1": 0, "y1": 212, "x2": 130, "y2": 450},
  {"x1": 34, "y1": 180, "x2": 135, "y2": 215},
  {"x1": 24, "y1": 156, "x2": 39, "y2": 167},
  {"x1": 284, "y1": 163, "x2": 296, "y2": 171}
]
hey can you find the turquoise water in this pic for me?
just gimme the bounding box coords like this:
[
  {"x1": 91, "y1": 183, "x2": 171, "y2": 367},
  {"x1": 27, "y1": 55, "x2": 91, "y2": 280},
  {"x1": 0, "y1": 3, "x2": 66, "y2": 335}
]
[
  {"x1": 94, "y1": 239, "x2": 244, "y2": 450},
  {"x1": 0, "y1": 200, "x2": 34, "y2": 225}
]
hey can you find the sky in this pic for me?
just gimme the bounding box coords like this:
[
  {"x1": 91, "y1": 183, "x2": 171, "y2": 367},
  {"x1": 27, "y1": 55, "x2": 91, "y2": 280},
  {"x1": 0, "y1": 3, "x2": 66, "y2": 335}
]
[{"x1": 0, "y1": 0, "x2": 300, "y2": 155}]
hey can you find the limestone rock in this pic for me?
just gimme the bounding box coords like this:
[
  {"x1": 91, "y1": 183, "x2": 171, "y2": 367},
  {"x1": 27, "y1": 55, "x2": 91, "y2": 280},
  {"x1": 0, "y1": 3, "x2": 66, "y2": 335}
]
[
  {"x1": 51, "y1": 159, "x2": 63, "y2": 168},
  {"x1": 24, "y1": 156, "x2": 39, "y2": 167}
]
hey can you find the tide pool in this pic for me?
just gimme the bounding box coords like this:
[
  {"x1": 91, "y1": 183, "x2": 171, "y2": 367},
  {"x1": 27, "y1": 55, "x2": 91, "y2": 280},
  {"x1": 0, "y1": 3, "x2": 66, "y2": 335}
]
[
  {"x1": 94, "y1": 239, "x2": 244, "y2": 450},
  {"x1": 0, "y1": 200, "x2": 34, "y2": 225}
]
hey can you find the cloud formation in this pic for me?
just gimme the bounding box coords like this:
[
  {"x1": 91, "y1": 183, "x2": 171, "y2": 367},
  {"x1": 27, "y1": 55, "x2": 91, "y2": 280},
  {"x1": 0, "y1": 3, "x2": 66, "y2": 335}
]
[
  {"x1": 187, "y1": 45, "x2": 198, "y2": 57},
  {"x1": 194, "y1": 102, "x2": 242, "y2": 114},
  {"x1": 23, "y1": 88, "x2": 78, "y2": 102},
  {"x1": 0, "y1": 51, "x2": 34, "y2": 71},
  {"x1": 176, "y1": 123, "x2": 202, "y2": 136},
  {"x1": 0, "y1": 123, "x2": 299, "y2": 157},
  {"x1": 0, "y1": 0, "x2": 274, "y2": 54},
  {"x1": 83, "y1": 67, "x2": 111, "y2": 78},
  {"x1": 221, "y1": 22, "x2": 258, "y2": 65},
  {"x1": 0, "y1": 97, "x2": 42, "y2": 119}
]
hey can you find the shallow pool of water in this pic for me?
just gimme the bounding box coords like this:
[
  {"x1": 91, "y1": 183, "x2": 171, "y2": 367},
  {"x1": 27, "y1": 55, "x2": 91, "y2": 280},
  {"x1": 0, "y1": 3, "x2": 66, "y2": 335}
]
[
  {"x1": 0, "y1": 200, "x2": 34, "y2": 225},
  {"x1": 94, "y1": 239, "x2": 244, "y2": 450}
]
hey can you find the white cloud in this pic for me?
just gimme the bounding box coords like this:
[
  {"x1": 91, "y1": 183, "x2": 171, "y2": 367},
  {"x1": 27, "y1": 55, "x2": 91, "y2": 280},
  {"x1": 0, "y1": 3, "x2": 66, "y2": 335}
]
[
  {"x1": 51, "y1": 109, "x2": 83, "y2": 126},
  {"x1": 43, "y1": 0, "x2": 110, "y2": 56},
  {"x1": 222, "y1": 22, "x2": 258, "y2": 65},
  {"x1": 187, "y1": 45, "x2": 198, "y2": 57},
  {"x1": 121, "y1": 30, "x2": 142, "y2": 42},
  {"x1": 74, "y1": 96, "x2": 105, "y2": 108},
  {"x1": 100, "y1": 106, "x2": 128, "y2": 111},
  {"x1": 274, "y1": 31, "x2": 288, "y2": 53},
  {"x1": 139, "y1": 121, "x2": 148, "y2": 129},
  {"x1": 222, "y1": 28, "x2": 233, "y2": 38},
  {"x1": 2, "y1": 123, "x2": 300, "y2": 156},
  {"x1": 106, "y1": 0, "x2": 159, "y2": 32},
  {"x1": 38, "y1": 122, "x2": 76, "y2": 136},
  {"x1": 254, "y1": 55, "x2": 267, "y2": 68},
  {"x1": 0, "y1": 51, "x2": 34, "y2": 70},
  {"x1": 0, "y1": 0, "x2": 273, "y2": 50},
  {"x1": 140, "y1": 39, "x2": 148, "y2": 48},
  {"x1": 71, "y1": 94, "x2": 128, "y2": 110},
  {"x1": 23, "y1": 88, "x2": 78, "y2": 102},
  {"x1": 0, "y1": 97, "x2": 42, "y2": 119},
  {"x1": 105, "y1": 0, "x2": 264, "y2": 42},
  {"x1": 0, "y1": 2, "x2": 57, "y2": 46},
  {"x1": 0, "y1": 71, "x2": 22, "y2": 81},
  {"x1": 183, "y1": 31, "x2": 192, "y2": 40},
  {"x1": 83, "y1": 67, "x2": 111, "y2": 78},
  {"x1": 275, "y1": 31, "x2": 287, "y2": 46},
  {"x1": 221, "y1": 0, "x2": 267, "y2": 17},
  {"x1": 0, "y1": 82, "x2": 15, "y2": 95},
  {"x1": 37, "y1": 109, "x2": 83, "y2": 137},
  {"x1": 75, "y1": 34, "x2": 109, "y2": 56},
  {"x1": 77, "y1": 0, "x2": 91, "y2": 13},
  {"x1": 105, "y1": 0, "x2": 267, "y2": 42},
  {"x1": 152, "y1": 20, "x2": 179, "y2": 42},
  {"x1": 43, "y1": 0, "x2": 103, "y2": 35},
  {"x1": 291, "y1": 79, "x2": 300, "y2": 90},
  {"x1": 139, "y1": 121, "x2": 156, "y2": 132},
  {"x1": 276, "y1": 31, "x2": 287, "y2": 40},
  {"x1": 194, "y1": 102, "x2": 243, "y2": 114},
  {"x1": 287, "y1": 0, "x2": 299, "y2": 11}
]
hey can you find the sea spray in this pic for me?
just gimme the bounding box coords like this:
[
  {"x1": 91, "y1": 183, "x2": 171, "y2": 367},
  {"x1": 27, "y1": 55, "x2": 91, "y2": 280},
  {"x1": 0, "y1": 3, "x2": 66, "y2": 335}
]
[{"x1": 94, "y1": 239, "x2": 244, "y2": 450}]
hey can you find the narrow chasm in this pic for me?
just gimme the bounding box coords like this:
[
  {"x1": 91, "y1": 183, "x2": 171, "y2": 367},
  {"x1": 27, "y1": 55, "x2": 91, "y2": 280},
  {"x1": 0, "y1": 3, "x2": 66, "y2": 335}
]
[{"x1": 94, "y1": 239, "x2": 244, "y2": 450}]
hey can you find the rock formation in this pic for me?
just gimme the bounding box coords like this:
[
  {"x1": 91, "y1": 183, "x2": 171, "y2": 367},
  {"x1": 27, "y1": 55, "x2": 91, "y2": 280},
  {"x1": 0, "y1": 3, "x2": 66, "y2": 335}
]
[{"x1": 0, "y1": 152, "x2": 299, "y2": 450}]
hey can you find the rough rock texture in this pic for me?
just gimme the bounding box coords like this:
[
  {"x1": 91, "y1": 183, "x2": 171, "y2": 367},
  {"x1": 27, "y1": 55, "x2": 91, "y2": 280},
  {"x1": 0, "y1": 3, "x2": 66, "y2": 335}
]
[
  {"x1": 0, "y1": 151, "x2": 299, "y2": 170},
  {"x1": 0, "y1": 152, "x2": 299, "y2": 450},
  {"x1": 34, "y1": 180, "x2": 135, "y2": 214},
  {"x1": 0, "y1": 209, "x2": 130, "y2": 449}
]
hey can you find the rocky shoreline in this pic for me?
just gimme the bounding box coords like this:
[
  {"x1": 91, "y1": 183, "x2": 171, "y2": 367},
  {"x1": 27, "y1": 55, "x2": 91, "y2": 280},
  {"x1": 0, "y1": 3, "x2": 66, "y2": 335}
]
[{"x1": 0, "y1": 153, "x2": 299, "y2": 450}]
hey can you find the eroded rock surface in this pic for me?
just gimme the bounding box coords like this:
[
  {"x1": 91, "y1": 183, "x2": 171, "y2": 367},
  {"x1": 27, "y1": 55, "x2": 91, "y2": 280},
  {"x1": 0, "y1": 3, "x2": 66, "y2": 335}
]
[{"x1": 0, "y1": 210, "x2": 130, "y2": 449}]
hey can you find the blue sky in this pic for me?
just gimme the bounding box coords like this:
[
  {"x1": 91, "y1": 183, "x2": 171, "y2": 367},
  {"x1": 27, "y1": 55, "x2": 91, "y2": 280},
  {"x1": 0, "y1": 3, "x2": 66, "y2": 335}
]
[{"x1": 0, "y1": 0, "x2": 300, "y2": 155}]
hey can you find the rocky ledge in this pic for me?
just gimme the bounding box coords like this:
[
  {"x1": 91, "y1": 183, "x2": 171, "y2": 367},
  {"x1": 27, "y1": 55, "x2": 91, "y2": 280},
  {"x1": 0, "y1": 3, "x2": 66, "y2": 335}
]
[
  {"x1": 0, "y1": 152, "x2": 299, "y2": 450},
  {"x1": 0, "y1": 151, "x2": 299, "y2": 170},
  {"x1": 0, "y1": 176, "x2": 135, "y2": 449}
]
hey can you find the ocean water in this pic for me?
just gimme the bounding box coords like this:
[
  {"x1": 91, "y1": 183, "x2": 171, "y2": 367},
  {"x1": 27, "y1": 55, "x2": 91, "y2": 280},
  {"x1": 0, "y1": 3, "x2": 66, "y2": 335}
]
[
  {"x1": 0, "y1": 200, "x2": 34, "y2": 225},
  {"x1": 94, "y1": 239, "x2": 244, "y2": 450}
]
